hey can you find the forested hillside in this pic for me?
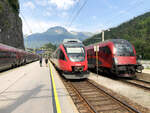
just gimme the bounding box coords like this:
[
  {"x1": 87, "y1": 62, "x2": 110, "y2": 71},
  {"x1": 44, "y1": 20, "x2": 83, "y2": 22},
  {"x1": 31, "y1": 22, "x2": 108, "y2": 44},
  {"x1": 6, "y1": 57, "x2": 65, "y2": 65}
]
[{"x1": 83, "y1": 12, "x2": 150, "y2": 59}]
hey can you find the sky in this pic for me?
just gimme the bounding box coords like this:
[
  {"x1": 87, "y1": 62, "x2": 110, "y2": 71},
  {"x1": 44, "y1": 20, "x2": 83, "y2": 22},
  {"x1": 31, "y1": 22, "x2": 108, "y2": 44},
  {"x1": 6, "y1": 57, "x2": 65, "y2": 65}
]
[{"x1": 19, "y1": 0, "x2": 150, "y2": 35}]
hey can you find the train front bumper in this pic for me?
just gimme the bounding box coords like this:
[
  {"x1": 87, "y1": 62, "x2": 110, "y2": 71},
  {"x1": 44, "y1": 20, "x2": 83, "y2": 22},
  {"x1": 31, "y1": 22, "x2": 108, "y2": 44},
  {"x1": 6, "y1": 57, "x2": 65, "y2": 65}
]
[{"x1": 62, "y1": 71, "x2": 90, "y2": 79}]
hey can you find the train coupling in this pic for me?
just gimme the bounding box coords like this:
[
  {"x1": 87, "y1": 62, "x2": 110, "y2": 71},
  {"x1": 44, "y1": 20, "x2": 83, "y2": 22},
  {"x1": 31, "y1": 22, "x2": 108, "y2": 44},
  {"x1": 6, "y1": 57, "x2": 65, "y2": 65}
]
[{"x1": 72, "y1": 66, "x2": 84, "y2": 72}]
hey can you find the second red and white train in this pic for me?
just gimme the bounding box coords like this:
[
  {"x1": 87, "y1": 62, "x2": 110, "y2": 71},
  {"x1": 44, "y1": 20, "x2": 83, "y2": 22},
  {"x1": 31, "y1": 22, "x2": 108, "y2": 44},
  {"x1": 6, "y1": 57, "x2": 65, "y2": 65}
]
[{"x1": 86, "y1": 39, "x2": 143, "y2": 78}]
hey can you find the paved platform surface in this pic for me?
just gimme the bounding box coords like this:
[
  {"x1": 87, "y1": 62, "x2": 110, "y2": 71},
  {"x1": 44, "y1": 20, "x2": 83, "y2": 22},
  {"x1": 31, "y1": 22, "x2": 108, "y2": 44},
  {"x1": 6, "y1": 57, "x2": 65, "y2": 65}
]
[
  {"x1": 136, "y1": 69, "x2": 150, "y2": 82},
  {"x1": 88, "y1": 73, "x2": 150, "y2": 110},
  {"x1": 0, "y1": 61, "x2": 78, "y2": 113},
  {"x1": 49, "y1": 62, "x2": 78, "y2": 113},
  {"x1": 143, "y1": 69, "x2": 150, "y2": 74}
]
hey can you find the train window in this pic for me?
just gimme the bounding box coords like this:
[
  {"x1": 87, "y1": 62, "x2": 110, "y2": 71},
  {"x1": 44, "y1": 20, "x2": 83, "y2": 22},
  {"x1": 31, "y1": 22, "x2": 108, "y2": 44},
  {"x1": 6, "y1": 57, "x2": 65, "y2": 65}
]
[
  {"x1": 10, "y1": 52, "x2": 16, "y2": 58},
  {"x1": 105, "y1": 46, "x2": 111, "y2": 54},
  {"x1": 59, "y1": 49, "x2": 66, "y2": 60},
  {"x1": 0, "y1": 51, "x2": 10, "y2": 58},
  {"x1": 114, "y1": 42, "x2": 134, "y2": 56},
  {"x1": 101, "y1": 46, "x2": 111, "y2": 54},
  {"x1": 66, "y1": 47, "x2": 84, "y2": 54},
  {"x1": 56, "y1": 49, "x2": 60, "y2": 59}
]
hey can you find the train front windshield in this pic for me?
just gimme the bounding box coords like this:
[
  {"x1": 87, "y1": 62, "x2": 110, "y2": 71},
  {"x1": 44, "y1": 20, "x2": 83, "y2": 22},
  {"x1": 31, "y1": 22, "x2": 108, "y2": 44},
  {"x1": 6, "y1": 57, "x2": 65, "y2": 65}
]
[
  {"x1": 114, "y1": 41, "x2": 134, "y2": 56},
  {"x1": 65, "y1": 46, "x2": 85, "y2": 62}
]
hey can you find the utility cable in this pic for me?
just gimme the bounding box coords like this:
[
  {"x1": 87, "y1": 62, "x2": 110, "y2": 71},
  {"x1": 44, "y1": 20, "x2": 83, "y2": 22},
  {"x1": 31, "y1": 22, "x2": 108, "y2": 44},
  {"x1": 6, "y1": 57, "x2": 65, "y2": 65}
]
[
  {"x1": 20, "y1": 12, "x2": 32, "y2": 34},
  {"x1": 65, "y1": 0, "x2": 81, "y2": 27},
  {"x1": 68, "y1": 0, "x2": 89, "y2": 28}
]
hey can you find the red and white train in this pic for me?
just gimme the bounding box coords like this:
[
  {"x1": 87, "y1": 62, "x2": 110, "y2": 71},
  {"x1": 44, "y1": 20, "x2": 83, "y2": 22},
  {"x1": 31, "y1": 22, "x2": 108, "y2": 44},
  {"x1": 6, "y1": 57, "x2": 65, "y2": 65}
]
[
  {"x1": 0, "y1": 43, "x2": 39, "y2": 72},
  {"x1": 51, "y1": 39, "x2": 89, "y2": 79},
  {"x1": 86, "y1": 39, "x2": 143, "y2": 78}
]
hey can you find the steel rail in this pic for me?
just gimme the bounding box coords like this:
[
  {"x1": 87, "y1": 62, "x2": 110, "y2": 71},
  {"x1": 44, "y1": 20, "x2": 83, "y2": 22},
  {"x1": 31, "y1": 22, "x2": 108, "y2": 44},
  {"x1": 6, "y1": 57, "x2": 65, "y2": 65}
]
[
  {"x1": 134, "y1": 78, "x2": 150, "y2": 84},
  {"x1": 70, "y1": 81, "x2": 98, "y2": 113},
  {"x1": 62, "y1": 79, "x2": 97, "y2": 113},
  {"x1": 88, "y1": 79, "x2": 141, "y2": 113},
  {"x1": 119, "y1": 79, "x2": 150, "y2": 91}
]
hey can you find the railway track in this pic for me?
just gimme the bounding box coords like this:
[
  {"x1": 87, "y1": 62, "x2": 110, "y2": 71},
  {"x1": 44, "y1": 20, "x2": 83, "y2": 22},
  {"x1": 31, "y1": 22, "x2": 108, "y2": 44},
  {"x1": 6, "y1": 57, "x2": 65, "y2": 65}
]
[
  {"x1": 62, "y1": 78, "x2": 141, "y2": 113},
  {"x1": 119, "y1": 79, "x2": 150, "y2": 91}
]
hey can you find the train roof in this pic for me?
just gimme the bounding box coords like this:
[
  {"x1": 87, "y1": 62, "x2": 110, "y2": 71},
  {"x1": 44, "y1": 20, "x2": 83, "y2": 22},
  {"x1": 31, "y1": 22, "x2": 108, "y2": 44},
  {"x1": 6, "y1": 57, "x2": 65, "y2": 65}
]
[
  {"x1": 108, "y1": 39, "x2": 130, "y2": 43},
  {"x1": 0, "y1": 43, "x2": 30, "y2": 54},
  {"x1": 63, "y1": 39, "x2": 82, "y2": 43},
  {"x1": 62, "y1": 39, "x2": 84, "y2": 47},
  {"x1": 86, "y1": 39, "x2": 130, "y2": 49}
]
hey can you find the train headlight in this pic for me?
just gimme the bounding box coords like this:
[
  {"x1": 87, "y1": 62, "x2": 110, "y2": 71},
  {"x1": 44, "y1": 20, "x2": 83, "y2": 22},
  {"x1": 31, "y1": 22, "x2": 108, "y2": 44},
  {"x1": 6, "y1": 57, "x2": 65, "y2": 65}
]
[
  {"x1": 114, "y1": 58, "x2": 118, "y2": 64},
  {"x1": 113, "y1": 48, "x2": 116, "y2": 54}
]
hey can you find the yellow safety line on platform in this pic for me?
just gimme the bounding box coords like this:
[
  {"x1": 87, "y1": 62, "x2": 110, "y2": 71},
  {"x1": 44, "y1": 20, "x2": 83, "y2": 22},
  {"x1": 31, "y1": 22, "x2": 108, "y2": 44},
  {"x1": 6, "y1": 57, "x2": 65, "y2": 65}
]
[{"x1": 49, "y1": 61, "x2": 62, "y2": 113}]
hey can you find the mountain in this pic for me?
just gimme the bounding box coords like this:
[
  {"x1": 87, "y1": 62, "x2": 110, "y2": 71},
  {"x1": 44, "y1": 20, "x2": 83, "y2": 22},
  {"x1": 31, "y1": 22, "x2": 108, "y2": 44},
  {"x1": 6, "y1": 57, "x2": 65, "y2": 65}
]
[
  {"x1": 83, "y1": 12, "x2": 150, "y2": 59},
  {"x1": 24, "y1": 26, "x2": 93, "y2": 48}
]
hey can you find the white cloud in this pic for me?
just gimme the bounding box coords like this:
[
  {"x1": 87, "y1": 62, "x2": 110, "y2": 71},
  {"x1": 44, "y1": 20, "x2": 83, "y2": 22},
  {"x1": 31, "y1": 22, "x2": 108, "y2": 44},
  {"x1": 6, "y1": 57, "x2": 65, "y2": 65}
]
[
  {"x1": 129, "y1": 0, "x2": 143, "y2": 6},
  {"x1": 35, "y1": 0, "x2": 48, "y2": 6},
  {"x1": 119, "y1": 10, "x2": 128, "y2": 15},
  {"x1": 44, "y1": 11, "x2": 52, "y2": 16},
  {"x1": 21, "y1": 18, "x2": 60, "y2": 35},
  {"x1": 49, "y1": 0, "x2": 77, "y2": 10},
  {"x1": 44, "y1": 7, "x2": 53, "y2": 16},
  {"x1": 23, "y1": 1, "x2": 35, "y2": 9},
  {"x1": 21, "y1": 18, "x2": 82, "y2": 36},
  {"x1": 59, "y1": 12, "x2": 68, "y2": 18}
]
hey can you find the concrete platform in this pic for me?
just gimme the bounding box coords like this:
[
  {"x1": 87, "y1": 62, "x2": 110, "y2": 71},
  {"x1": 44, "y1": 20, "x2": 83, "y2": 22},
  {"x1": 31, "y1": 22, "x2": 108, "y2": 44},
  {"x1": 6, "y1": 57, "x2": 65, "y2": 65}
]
[
  {"x1": 49, "y1": 62, "x2": 78, "y2": 113},
  {"x1": 88, "y1": 73, "x2": 150, "y2": 110},
  {"x1": 0, "y1": 61, "x2": 78, "y2": 113},
  {"x1": 143, "y1": 69, "x2": 150, "y2": 74}
]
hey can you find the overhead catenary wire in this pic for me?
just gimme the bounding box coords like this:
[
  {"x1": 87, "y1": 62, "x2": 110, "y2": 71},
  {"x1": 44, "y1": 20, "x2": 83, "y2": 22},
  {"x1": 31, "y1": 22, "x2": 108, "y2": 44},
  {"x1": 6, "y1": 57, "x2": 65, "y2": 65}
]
[
  {"x1": 20, "y1": 12, "x2": 32, "y2": 34},
  {"x1": 67, "y1": 0, "x2": 89, "y2": 29},
  {"x1": 65, "y1": 0, "x2": 81, "y2": 27},
  {"x1": 20, "y1": 9, "x2": 45, "y2": 48}
]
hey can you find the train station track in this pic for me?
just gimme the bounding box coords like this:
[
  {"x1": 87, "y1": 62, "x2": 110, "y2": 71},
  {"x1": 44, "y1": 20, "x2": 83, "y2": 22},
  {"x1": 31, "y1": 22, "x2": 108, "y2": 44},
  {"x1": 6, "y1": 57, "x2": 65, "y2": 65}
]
[
  {"x1": 119, "y1": 79, "x2": 150, "y2": 91},
  {"x1": 62, "y1": 78, "x2": 141, "y2": 113}
]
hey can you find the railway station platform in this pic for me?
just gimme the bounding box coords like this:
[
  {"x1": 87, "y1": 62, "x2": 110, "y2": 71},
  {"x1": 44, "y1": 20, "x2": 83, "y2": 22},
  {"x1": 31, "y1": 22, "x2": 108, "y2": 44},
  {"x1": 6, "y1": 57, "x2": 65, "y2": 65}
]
[{"x1": 0, "y1": 61, "x2": 78, "y2": 113}]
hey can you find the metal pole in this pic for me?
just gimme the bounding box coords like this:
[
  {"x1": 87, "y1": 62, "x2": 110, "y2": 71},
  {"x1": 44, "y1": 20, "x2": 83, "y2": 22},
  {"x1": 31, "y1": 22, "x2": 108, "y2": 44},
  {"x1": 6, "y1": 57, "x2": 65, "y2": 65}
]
[
  {"x1": 96, "y1": 45, "x2": 98, "y2": 75},
  {"x1": 102, "y1": 31, "x2": 104, "y2": 42}
]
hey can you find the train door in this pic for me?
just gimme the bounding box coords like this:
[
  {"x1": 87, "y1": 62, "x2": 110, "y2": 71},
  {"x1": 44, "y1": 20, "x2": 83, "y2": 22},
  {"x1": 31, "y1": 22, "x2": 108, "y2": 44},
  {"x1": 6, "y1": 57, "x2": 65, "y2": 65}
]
[
  {"x1": 87, "y1": 49, "x2": 94, "y2": 68},
  {"x1": 103, "y1": 46, "x2": 112, "y2": 68},
  {"x1": 59, "y1": 49, "x2": 66, "y2": 70},
  {"x1": 55, "y1": 49, "x2": 60, "y2": 67}
]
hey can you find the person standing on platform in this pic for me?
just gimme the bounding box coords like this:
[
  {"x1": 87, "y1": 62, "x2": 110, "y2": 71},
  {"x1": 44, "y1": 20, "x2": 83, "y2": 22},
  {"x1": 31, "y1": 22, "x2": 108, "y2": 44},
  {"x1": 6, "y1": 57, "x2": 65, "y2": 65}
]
[
  {"x1": 39, "y1": 56, "x2": 43, "y2": 67},
  {"x1": 45, "y1": 57, "x2": 48, "y2": 67}
]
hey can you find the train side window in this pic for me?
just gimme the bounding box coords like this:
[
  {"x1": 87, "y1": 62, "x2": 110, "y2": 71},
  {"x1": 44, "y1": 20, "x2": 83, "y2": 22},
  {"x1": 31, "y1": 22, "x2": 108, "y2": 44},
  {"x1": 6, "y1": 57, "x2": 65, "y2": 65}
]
[
  {"x1": 59, "y1": 49, "x2": 66, "y2": 60},
  {"x1": 99, "y1": 47, "x2": 102, "y2": 53},
  {"x1": 56, "y1": 49, "x2": 60, "y2": 59},
  {"x1": 0, "y1": 51, "x2": 8, "y2": 58},
  {"x1": 105, "y1": 46, "x2": 111, "y2": 54},
  {"x1": 103, "y1": 46, "x2": 111, "y2": 54}
]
